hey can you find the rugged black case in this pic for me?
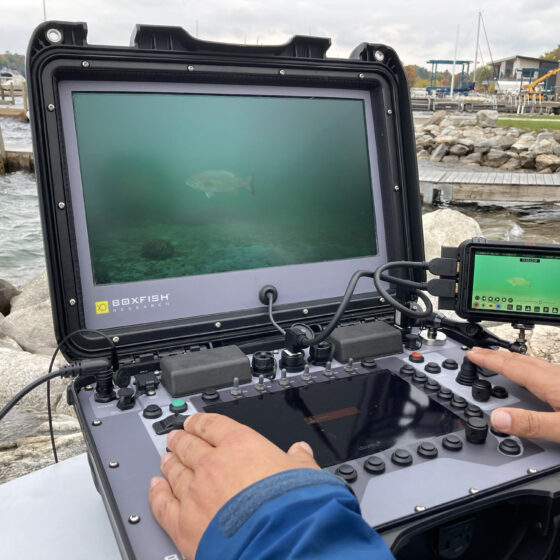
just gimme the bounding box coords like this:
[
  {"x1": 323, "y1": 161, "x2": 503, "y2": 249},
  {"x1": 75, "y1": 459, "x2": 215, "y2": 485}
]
[{"x1": 27, "y1": 21, "x2": 424, "y2": 366}]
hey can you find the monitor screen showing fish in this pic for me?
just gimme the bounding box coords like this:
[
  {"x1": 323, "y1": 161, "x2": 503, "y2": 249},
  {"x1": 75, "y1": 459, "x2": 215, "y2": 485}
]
[{"x1": 59, "y1": 82, "x2": 388, "y2": 328}]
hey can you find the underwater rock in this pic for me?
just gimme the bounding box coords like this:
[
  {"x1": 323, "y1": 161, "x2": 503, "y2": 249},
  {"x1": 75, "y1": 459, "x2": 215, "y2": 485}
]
[{"x1": 141, "y1": 239, "x2": 175, "y2": 260}]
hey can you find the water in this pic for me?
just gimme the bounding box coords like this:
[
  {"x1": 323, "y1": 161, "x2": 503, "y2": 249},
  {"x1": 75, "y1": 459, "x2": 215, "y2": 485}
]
[{"x1": 0, "y1": 111, "x2": 559, "y2": 291}]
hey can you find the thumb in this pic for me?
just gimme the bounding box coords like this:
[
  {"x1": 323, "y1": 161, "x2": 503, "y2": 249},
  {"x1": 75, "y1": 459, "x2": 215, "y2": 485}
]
[
  {"x1": 491, "y1": 408, "x2": 560, "y2": 443},
  {"x1": 287, "y1": 441, "x2": 318, "y2": 466}
]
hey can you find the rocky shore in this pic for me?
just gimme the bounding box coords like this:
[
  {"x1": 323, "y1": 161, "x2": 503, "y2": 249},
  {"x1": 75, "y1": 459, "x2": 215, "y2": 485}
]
[
  {"x1": 416, "y1": 110, "x2": 560, "y2": 173},
  {"x1": 1, "y1": 209, "x2": 559, "y2": 484}
]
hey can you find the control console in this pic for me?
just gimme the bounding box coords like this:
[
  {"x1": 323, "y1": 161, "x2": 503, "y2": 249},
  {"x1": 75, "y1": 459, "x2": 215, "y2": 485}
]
[{"x1": 76, "y1": 331, "x2": 560, "y2": 559}]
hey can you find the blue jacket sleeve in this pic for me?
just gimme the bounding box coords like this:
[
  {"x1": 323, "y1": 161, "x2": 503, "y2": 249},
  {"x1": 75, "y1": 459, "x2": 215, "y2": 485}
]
[{"x1": 196, "y1": 468, "x2": 395, "y2": 560}]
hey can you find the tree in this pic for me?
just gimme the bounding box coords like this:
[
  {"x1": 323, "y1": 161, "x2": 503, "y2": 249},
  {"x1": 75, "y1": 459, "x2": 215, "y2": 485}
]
[
  {"x1": 542, "y1": 45, "x2": 560, "y2": 61},
  {"x1": 404, "y1": 65, "x2": 417, "y2": 85},
  {"x1": 0, "y1": 52, "x2": 26, "y2": 76}
]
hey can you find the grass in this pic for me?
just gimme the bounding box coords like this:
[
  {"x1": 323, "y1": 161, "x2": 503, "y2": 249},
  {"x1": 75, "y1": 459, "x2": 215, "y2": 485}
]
[{"x1": 497, "y1": 118, "x2": 560, "y2": 131}]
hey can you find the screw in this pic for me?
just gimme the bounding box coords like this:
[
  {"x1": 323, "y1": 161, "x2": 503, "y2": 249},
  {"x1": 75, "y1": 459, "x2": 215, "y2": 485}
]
[
  {"x1": 92, "y1": 419, "x2": 102, "y2": 426},
  {"x1": 279, "y1": 368, "x2": 290, "y2": 387},
  {"x1": 527, "y1": 467, "x2": 537, "y2": 474},
  {"x1": 394, "y1": 185, "x2": 400, "y2": 191},
  {"x1": 147, "y1": 390, "x2": 155, "y2": 396},
  {"x1": 154, "y1": 370, "x2": 161, "y2": 375},
  {"x1": 46, "y1": 28, "x2": 63, "y2": 43},
  {"x1": 81, "y1": 61, "x2": 90, "y2": 68},
  {"x1": 461, "y1": 345, "x2": 469, "y2": 351},
  {"x1": 469, "y1": 487, "x2": 479, "y2": 495},
  {"x1": 358, "y1": 73, "x2": 365, "y2": 79},
  {"x1": 374, "y1": 50, "x2": 385, "y2": 62},
  {"x1": 302, "y1": 308, "x2": 309, "y2": 315},
  {"x1": 215, "y1": 322, "x2": 222, "y2": 329},
  {"x1": 279, "y1": 69, "x2": 286, "y2": 75},
  {"x1": 302, "y1": 364, "x2": 312, "y2": 382},
  {"x1": 255, "y1": 374, "x2": 266, "y2": 392},
  {"x1": 387, "y1": 109, "x2": 393, "y2": 115},
  {"x1": 109, "y1": 461, "x2": 119, "y2": 468},
  {"x1": 85, "y1": 385, "x2": 93, "y2": 391},
  {"x1": 69, "y1": 298, "x2": 76, "y2": 306},
  {"x1": 47, "y1": 104, "x2": 55, "y2": 112},
  {"x1": 230, "y1": 377, "x2": 242, "y2": 396},
  {"x1": 128, "y1": 514, "x2": 140, "y2": 524},
  {"x1": 412, "y1": 305, "x2": 418, "y2": 311},
  {"x1": 187, "y1": 65, "x2": 194, "y2": 71},
  {"x1": 58, "y1": 202, "x2": 65, "y2": 209},
  {"x1": 414, "y1": 505, "x2": 426, "y2": 512},
  {"x1": 379, "y1": 297, "x2": 386, "y2": 303},
  {"x1": 112, "y1": 336, "x2": 120, "y2": 344}
]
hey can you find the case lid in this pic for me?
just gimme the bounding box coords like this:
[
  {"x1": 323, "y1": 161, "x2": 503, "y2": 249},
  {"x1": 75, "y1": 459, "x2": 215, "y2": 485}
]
[{"x1": 27, "y1": 22, "x2": 424, "y2": 361}]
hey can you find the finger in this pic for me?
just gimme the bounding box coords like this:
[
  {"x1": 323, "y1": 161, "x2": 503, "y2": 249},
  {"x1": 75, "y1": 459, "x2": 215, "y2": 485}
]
[
  {"x1": 467, "y1": 348, "x2": 560, "y2": 402},
  {"x1": 491, "y1": 408, "x2": 560, "y2": 443},
  {"x1": 160, "y1": 452, "x2": 194, "y2": 498},
  {"x1": 149, "y1": 476, "x2": 181, "y2": 543},
  {"x1": 184, "y1": 413, "x2": 255, "y2": 447},
  {"x1": 287, "y1": 441, "x2": 319, "y2": 468},
  {"x1": 167, "y1": 428, "x2": 214, "y2": 470}
]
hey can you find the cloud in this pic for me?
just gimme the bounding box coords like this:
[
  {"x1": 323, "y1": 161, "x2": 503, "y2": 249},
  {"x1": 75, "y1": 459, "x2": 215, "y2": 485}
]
[{"x1": 1, "y1": 0, "x2": 558, "y2": 70}]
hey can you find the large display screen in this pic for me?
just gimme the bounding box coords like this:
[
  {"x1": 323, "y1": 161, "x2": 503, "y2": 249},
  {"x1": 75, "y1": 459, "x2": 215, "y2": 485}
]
[
  {"x1": 203, "y1": 370, "x2": 464, "y2": 468},
  {"x1": 72, "y1": 92, "x2": 378, "y2": 286},
  {"x1": 470, "y1": 251, "x2": 560, "y2": 317}
]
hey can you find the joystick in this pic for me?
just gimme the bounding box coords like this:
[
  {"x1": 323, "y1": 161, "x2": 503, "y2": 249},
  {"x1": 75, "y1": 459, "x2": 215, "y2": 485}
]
[
  {"x1": 455, "y1": 357, "x2": 479, "y2": 386},
  {"x1": 116, "y1": 388, "x2": 135, "y2": 410}
]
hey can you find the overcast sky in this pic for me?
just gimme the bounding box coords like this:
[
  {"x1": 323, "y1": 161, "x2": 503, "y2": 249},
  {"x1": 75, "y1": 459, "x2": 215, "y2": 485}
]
[{"x1": 1, "y1": 0, "x2": 559, "y2": 69}]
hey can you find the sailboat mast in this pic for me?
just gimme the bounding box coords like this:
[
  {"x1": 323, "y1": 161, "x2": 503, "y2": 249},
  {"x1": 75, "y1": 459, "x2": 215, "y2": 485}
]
[{"x1": 473, "y1": 11, "x2": 481, "y2": 90}]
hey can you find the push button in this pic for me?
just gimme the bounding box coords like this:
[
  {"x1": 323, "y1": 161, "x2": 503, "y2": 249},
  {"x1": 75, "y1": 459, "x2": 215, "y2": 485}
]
[
  {"x1": 442, "y1": 358, "x2": 458, "y2": 370},
  {"x1": 335, "y1": 464, "x2": 357, "y2": 483},
  {"x1": 143, "y1": 404, "x2": 163, "y2": 419},
  {"x1": 472, "y1": 379, "x2": 492, "y2": 402},
  {"x1": 492, "y1": 386, "x2": 509, "y2": 399},
  {"x1": 412, "y1": 372, "x2": 428, "y2": 385},
  {"x1": 451, "y1": 395, "x2": 468, "y2": 409},
  {"x1": 202, "y1": 389, "x2": 220, "y2": 402},
  {"x1": 364, "y1": 456, "x2": 386, "y2": 475},
  {"x1": 169, "y1": 399, "x2": 188, "y2": 414},
  {"x1": 499, "y1": 438, "x2": 521, "y2": 455},
  {"x1": 152, "y1": 414, "x2": 188, "y2": 435},
  {"x1": 425, "y1": 379, "x2": 441, "y2": 392},
  {"x1": 437, "y1": 387, "x2": 453, "y2": 401},
  {"x1": 391, "y1": 449, "x2": 413, "y2": 466},
  {"x1": 465, "y1": 417, "x2": 488, "y2": 444},
  {"x1": 417, "y1": 442, "x2": 438, "y2": 459},
  {"x1": 465, "y1": 404, "x2": 483, "y2": 418},
  {"x1": 425, "y1": 362, "x2": 441, "y2": 374},
  {"x1": 442, "y1": 434, "x2": 463, "y2": 451},
  {"x1": 409, "y1": 352, "x2": 424, "y2": 364},
  {"x1": 400, "y1": 364, "x2": 416, "y2": 376}
]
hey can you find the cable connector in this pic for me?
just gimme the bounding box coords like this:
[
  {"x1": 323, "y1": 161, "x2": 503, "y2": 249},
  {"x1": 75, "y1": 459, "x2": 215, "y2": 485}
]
[
  {"x1": 426, "y1": 279, "x2": 457, "y2": 298},
  {"x1": 428, "y1": 257, "x2": 457, "y2": 277}
]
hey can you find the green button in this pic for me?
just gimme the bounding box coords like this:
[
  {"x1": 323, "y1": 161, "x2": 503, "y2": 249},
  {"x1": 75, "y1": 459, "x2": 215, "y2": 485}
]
[{"x1": 172, "y1": 399, "x2": 185, "y2": 407}]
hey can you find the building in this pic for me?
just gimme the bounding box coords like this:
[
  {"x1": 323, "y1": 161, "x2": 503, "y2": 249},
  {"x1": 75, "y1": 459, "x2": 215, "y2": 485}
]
[{"x1": 491, "y1": 55, "x2": 560, "y2": 95}]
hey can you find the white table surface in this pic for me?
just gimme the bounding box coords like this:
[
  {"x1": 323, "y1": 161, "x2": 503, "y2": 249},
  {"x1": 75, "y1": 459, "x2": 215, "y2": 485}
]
[{"x1": 0, "y1": 453, "x2": 121, "y2": 559}]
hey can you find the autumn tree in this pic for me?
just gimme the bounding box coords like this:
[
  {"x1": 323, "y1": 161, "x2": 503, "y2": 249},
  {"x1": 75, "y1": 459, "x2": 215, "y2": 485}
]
[
  {"x1": 542, "y1": 45, "x2": 560, "y2": 61},
  {"x1": 404, "y1": 65, "x2": 417, "y2": 85}
]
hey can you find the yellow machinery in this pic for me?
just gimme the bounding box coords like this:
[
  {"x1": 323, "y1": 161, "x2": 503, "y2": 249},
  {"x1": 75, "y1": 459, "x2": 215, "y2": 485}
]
[{"x1": 521, "y1": 66, "x2": 560, "y2": 99}]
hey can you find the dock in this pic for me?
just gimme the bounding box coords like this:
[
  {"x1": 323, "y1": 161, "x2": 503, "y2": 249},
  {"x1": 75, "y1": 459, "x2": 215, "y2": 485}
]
[{"x1": 420, "y1": 169, "x2": 560, "y2": 204}]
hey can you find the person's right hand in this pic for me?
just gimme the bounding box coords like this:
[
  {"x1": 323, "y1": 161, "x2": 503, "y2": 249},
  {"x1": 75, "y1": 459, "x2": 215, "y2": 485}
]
[{"x1": 467, "y1": 347, "x2": 560, "y2": 442}]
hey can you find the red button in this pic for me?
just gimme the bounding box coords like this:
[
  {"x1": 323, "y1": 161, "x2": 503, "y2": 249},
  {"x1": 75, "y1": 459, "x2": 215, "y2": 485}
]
[
  {"x1": 411, "y1": 352, "x2": 422, "y2": 359},
  {"x1": 409, "y1": 351, "x2": 424, "y2": 363}
]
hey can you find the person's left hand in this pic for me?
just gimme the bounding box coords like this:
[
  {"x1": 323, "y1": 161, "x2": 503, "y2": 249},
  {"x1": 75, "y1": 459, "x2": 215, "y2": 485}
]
[{"x1": 149, "y1": 412, "x2": 319, "y2": 560}]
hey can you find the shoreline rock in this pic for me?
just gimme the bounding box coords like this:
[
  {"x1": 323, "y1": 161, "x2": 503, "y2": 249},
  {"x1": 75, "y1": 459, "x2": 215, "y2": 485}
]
[{"x1": 416, "y1": 110, "x2": 560, "y2": 172}]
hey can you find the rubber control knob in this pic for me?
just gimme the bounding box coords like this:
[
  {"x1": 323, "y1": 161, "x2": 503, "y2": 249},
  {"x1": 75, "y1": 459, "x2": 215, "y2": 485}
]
[
  {"x1": 465, "y1": 417, "x2": 488, "y2": 444},
  {"x1": 251, "y1": 351, "x2": 277, "y2": 379},
  {"x1": 472, "y1": 379, "x2": 492, "y2": 402},
  {"x1": 309, "y1": 341, "x2": 334, "y2": 366},
  {"x1": 279, "y1": 349, "x2": 306, "y2": 373},
  {"x1": 364, "y1": 456, "x2": 385, "y2": 475}
]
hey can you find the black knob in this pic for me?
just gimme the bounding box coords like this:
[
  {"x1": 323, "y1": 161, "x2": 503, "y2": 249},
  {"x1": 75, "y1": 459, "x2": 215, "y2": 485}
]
[
  {"x1": 425, "y1": 379, "x2": 441, "y2": 392},
  {"x1": 404, "y1": 333, "x2": 422, "y2": 350},
  {"x1": 143, "y1": 404, "x2": 163, "y2": 419},
  {"x1": 465, "y1": 404, "x2": 483, "y2": 418},
  {"x1": 442, "y1": 434, "x2": 463, "y2": 451},
  {"x1": 412, "y1": 371, "x2": 428, "y2": 385},
  {"x1": 456, "y1": 357, "x2": 479, "y2": 386},
  {"x1": 309, "y1": 341, "x2": 334, "y2": 366},
  {"x1": 391, "y1": 449, "x2": 413, "y2": 466},
  {"x1": 201, "y1": 388, "x2": 220, "y2": 402},
  {"x1": 492, "y1": 385, "x2": 509, "y2": 399},
  {"x1": 465, "y1": 417, "x2": 488, "y2": 444},
  {"x1": 472, "y1": 379, "x2": 492, "y2": 402},
  {"x1": 417, "y1": 442, "x2": 438, "y2": 459},
  {"x1": 451, "y1": 395, "x2": 468, "y2": 409},
  {"x1": 251, "y1": 351, "x2": 277, "y2": 379},
  {"x1": 499, "y1": 438, "x2": 521, "y2": 455},
  {"x1": 437, "y1": 387, "x2": 454, "y2": 401},
  {"x1": 400, "y1": 364, "x2": 416, "y2": 376},
  {"x1": 116, "y1": 388, "x2": 135, "y2": 411},
  {"x1": 360, "y1": 357, "x2": 378, "y2": 370},
  {"x1": 279, "y1": 349, "x2": 306, "y2": 373},
  {"x1": 442, "y1": 358, "x2": 458, "y2": 370}
]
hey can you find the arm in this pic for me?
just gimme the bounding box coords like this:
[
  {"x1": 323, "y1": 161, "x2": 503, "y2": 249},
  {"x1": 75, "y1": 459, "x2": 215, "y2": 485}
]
[
  {"x1": 467, "y1": 347, "x2": 560, "y2": 441},
  {"x1": 148, "y1": 413, "x2": 394, "y2": 560}
]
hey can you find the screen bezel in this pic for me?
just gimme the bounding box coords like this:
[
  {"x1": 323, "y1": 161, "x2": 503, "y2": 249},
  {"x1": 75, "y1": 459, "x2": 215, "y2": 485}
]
[
  {"x1": 58, "y1": 81, "x2": 388, "y2": 330},
  {"x1": 459, "y1": 241, "x2": 560, "y2": 325}
]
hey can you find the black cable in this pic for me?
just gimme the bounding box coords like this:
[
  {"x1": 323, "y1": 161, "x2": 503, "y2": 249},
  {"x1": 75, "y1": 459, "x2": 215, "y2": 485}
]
[
  {"x1": 374, "y1": 261, "x2": 433, "y2": 319},
  {"x1": 268, "y1": 293, "x2": 286, "y2": 336},
  {"x1": 0, "y1": 367, "x2": 74, "y2": 423},
  {"x1": 46, "y1": 329, "x2": 118, "y2": 463}
]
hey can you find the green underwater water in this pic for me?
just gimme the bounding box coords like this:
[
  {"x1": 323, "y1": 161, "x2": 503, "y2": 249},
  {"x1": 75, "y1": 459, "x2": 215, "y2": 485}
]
[{"x1": 73, "y1": 92, "x2": 378, "y2": 285}]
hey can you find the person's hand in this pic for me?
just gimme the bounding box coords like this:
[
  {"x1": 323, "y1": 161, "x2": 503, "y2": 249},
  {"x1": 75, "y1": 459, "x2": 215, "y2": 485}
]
[
  {"x1": 467, "y1": 347, "x2": 560, "y2": 442},
  {"x1": 148, "y1": 412, "x2": 319, "y2": 560}
]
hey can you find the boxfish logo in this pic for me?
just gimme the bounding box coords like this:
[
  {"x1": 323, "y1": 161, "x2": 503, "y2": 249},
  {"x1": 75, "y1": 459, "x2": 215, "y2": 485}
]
[{"x1": 95, "y1": 301, "x2": 110, "y2": 314}]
